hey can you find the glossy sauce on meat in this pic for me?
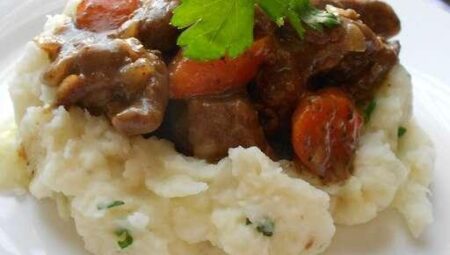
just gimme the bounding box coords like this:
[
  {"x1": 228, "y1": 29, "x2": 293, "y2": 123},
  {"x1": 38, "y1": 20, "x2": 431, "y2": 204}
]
[{"x1": 36, "y1": 20, "x2": 169, "y2": 135}]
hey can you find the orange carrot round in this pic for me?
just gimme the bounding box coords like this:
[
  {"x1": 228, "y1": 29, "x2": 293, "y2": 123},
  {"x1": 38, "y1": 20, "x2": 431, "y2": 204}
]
[
  {"x1": 169, "y1": 38, "x2": 270, "y2": 99},
  {"x1": 76, "y1": 0, "x2": 140, "y2": 32},
  {"x1": 292, "y1": 88, "x2": 363, "y2": 183}
]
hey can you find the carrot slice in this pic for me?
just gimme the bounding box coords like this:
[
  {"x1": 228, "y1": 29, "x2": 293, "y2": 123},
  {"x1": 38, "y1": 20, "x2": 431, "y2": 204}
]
[
  {"x1": 76, "y1": 0, "x2": 140, "y2": 32},
  {"x1": 169, "y1": 38, "x2": 270, "y2": 99},
  {"x1": 292, "y1": 88, "x2": 363, "y2": 183}
]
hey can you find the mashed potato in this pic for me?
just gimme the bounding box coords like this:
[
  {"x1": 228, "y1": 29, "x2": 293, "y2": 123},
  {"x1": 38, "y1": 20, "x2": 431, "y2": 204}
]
[
  {"x1": 394, "y1": 121, "x2": 434, "y2": 237},
  {"x1": 17, "y1": 105, "x2": 335, "y2": 255},
  {"x1": 3, "y1": 11, "x2": 434, "y2": 255},
  {"x1": 327, "y1": 66, "x2": 434, "y2": 236},
  {"x1": 0, "y1": 120, "x2": 30, "y2": 193},
  {"x1": 325, "y1": 65, "x2": 415, "y2": 224},
  {"x1": 9, "y1": 41, "x2": 335, "y2": 254}
]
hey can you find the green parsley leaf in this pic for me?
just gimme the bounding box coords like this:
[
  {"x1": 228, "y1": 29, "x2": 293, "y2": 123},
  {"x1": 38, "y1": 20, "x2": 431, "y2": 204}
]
[
  {"x1": 246, "y1": 217, "x2": 275, "y2": 237},
  {"x1": 364, "y1": 100, "x2": 377, "y2": 123},
  {"x1": 115, "y1": 229, "x2": 133, "y2": 249},
  {"x1": 97, "y1": 201, "x2": 125, "y2": 210},
  {"x1": 257, "y1": 0, "x2": 290, "y2": 26},
  {"x1": 245, "y1": 218, "x2": 275, "y2": 237},
  {"x1": 299, "y1": 1, "x2": 340, "y2": 29},
  {"x1": 398, "y1": 126, "x2": 407, "y2": 138},
  {"x1": 287, "y1": 8, "x2": 306, "y2": 36},
  {"x1": 171, "y1": 0, "x2": 339, "y2": 60},
  {"x1": 257, "y1": 0, "x2": 340, "y2": 38},
  {"x1": 256, "y1": 218, "x2": 275, "y2": 237},
  {"x1": 171, "y1": 0, "x2": 255, "y2": 60}
]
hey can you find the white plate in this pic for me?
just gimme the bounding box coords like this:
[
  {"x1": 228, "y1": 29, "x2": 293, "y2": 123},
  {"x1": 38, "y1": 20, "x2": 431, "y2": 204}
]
[{"x1": 0, "y1": 0, "x2": 449, "y2": 254}]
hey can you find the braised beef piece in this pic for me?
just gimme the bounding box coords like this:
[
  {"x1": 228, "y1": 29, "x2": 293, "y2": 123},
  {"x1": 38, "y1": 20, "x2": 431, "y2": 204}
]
[
  {"x1": 187, "y1": 94, "x2": 273, "y2": 162},
  {"x1": 309, "y1": 10, "x2": 400, "y2": 101},
  {"x1": 251, "y1": 13, "x2": 399, "y2": 159},
  {"x1": 311, "y1": 39, "x2": 400, "y2": 102},
  {"x1": 250, "y1": 24, "x2": 350, "y2": 158},
  {"x1": 36, "y1": 21, "x2": 169, "y2": 136},
  {"x1": 163, "y1": 93, "x2": 273, "y2": 162},
  {"x1": 252, "y1": 17, "x2": 362, "y2": 135},
  {"x1": 154, "y1": 100, "x2": 191, "y2": 153},
  {"x1": 312, "y1": 0, "x2": 401, "y2": 38},
  {"x1": 118, "y1": 0, "x2": 180, "y2": 54}
]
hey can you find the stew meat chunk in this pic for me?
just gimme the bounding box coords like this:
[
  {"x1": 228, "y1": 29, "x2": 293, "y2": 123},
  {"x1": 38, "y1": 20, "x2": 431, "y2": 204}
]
[
  {"x1": 188, "y1": 94, "x2": 273, "y2": 162},
  {"x1": 166, "y1": 94, "x2": 273, "y2": 162},
  {"x1": 36, "y1": 21, "x2": 169, "y2": 135},
  {"x1": 118, "y1": 0, "x2": 180, "y2": 53},
  {"x1": 312, "y1": 0, "x2": 401, "y2": 38},
  {"x1": 252, "y1": 14, "x2": 399, "y2": 138}
]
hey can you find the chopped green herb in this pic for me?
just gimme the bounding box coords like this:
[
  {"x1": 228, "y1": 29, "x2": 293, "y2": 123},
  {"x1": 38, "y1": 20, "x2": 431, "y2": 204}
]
[
  {"x1": 171, "y1": 0, "x2": 339, "y2": 60},
  {"x1": 292, "y1": 0, "x2": 341, "y2": 33},
  {"x1": 245, "y1": 217, "x2": 275, "y2": 237},
  {"x1": 258, "y1": 0, "x2": 339, "y2": 36},
  {"x1": 255, "y1": 218, "x2": 275, "y2": 237},
  {"x1": 363, "y1": 100, "x2": 377, "y2": 123},
  {"x1": 398, "y1": 126, "x2": 407, "y2": 138},
  {"x1": 97, "y1": 200, "x2": 125, "y2": 210},
  {"x1": 115, "y1": 229, "x2": 133, "y2": 249}
]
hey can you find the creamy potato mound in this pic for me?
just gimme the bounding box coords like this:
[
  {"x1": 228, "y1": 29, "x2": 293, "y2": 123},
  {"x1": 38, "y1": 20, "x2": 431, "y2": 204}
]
[
  {"x1": 0, "y1": 121, "x2": 30, "y2": 193},
  {"x1": 1, "y1": 11, "x2": 434, "y2": 255},
  {"x1": 328, "y1": 66, "x2": 434, "y2": 236},
  {"x1": 8, "y1": 41, "x2": 335, "y2": 255}
]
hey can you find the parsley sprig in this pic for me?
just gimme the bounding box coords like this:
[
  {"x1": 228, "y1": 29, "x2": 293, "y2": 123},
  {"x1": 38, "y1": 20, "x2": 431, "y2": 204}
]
[
  {"x1": 171, "y1": 0, "x2": 340, "y2": 60},
  {"x1": 258, "y1": 0, "x2": 340, "y2": 36}
]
